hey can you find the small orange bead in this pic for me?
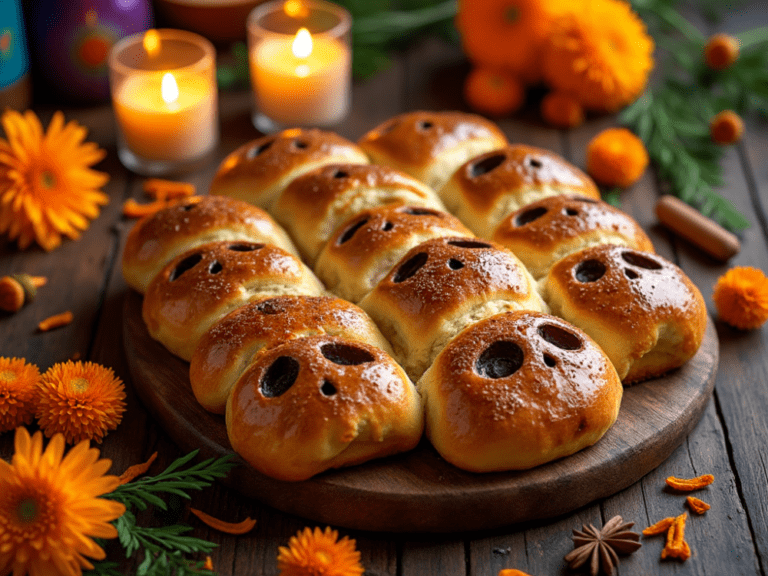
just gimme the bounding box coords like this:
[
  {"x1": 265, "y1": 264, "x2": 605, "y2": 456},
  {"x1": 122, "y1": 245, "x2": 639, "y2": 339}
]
[
  {"x1": 710, "y1": 110, "x2": 744, "y2": 144},
  {"x1": 464, "y1": 67, "x2": 525, "y2": 117},
  {"x1": 704, "y1": 33, "x2": 740, "y2": 70},
  {"x1": 541, "y1": 92, "x2": 584, "y2": 128}
]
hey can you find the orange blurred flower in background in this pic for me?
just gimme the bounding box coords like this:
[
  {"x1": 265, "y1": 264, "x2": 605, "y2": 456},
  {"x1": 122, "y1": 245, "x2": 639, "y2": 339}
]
[
  {"x1": 0, "y1": 357, "x2": 40, "y2": 432},
  {"x1": 540, "y1": 91, "x2": 585, "y2": 128},
  {"x1": 463, "y1": 67, "x2": 526, "y2": 116},
  {"x1": 713, "y1": 267, "x2": 768, "y2": 330},
  {"x1": 710, "y1": 110, "x2": 744, "y2": 144},
  {"x1": 586, "y1": 127, "x2": 649, "y2": 188},
  {"x1": 704, "y1": 33, "x2": 740, "y2": 70}
]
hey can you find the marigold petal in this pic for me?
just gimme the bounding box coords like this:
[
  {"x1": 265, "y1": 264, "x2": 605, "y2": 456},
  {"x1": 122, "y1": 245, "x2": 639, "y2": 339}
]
[{"x1": 190, "y1": 508, "x2": 257, "y2": 535}]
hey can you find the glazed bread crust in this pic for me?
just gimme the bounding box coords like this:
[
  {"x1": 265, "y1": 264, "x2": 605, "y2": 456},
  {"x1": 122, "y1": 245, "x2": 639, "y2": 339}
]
[
  {"x1": 226, "y1": 335, "x2": 424, "y2": 481},
  {"x1": 440, "y1": 145, "x2": 600, "y2": 237},
  {"x1": 418, "y1": 311, "x2": 622, "y2": 472},
  {"x1": 491, "y1": 195, "x2": 654, "y2": 279},
  {"x1": 358, "y1": 110, "x2": 507, "y2": 191},
  {"x1": 209, "y1": 128, "x2": 369, "y2": 209},
  {"x1": 190, "y1": 295, "x2": 392, "y2": 414},
  {"x1": 541, "y1": 245, "x2": 707, "y2": 382},
  {"x1": 122, "y1": 195, "x2": 298, "y2": 294}
]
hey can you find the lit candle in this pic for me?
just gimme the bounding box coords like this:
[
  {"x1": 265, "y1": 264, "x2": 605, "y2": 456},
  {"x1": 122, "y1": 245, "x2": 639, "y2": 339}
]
[
  {"x1": 247, "y1": 0, "x2": 351, "y2": 129},
  {"x1": 108, "y1": 29, "x2": 219, "y2": 174}
]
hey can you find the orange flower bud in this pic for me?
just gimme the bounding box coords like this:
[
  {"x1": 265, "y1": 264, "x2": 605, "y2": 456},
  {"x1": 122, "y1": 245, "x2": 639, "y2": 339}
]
[
  {"x1": 704, "y1": 33, "x2": 740, "y2": 70},
  {"x1": 587, "y1": 128, "x2": 649, "y2": 188},
  {"x1": 710, "y1": 110, "x2": 744, "y2": 144},
  {"x1": 464, "y1": 67, "x2": 525, "y2": 117},
  {"x1": 541, "y1": 92, "x2": 584, "y2": 128}
]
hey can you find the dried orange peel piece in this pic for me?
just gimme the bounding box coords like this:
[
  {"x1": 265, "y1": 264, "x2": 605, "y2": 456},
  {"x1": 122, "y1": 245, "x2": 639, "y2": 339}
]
[
  {"x1": 686, "y1": 496, "x2": 711, "y2": 515},
  {"x1": 119, "y1": 452, "x2": 158, "y2": 485},
  {"x1": 661, "y1": 513, "x2": 691, "y2": 561},
  {"x1": 122, "y1": 198, "x2": 173, "y2": 219},
  {"x1": 190, "y1": 508, "x2": 257, "y2": 535},
  {"x1": 38, "y1": 311, "x2": 73, "y2": 332},
  {"x1": 642, "y1": 516, "x2": 675, "y2": 536},
  {"x1": 143, "y1": 178, "x2": 196, "y2": 200},
  {"x1": 666, "y1": 474, "x2": 714, "y2": 491}
]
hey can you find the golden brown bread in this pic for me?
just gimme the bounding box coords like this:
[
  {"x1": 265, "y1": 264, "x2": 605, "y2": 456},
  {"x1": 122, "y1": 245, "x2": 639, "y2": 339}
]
[
  {"x1": 358, "y1": 110, "x2": 507, "y2": 191},
  {"x1": 208, "y1": 128, "x2": 369, "y2": 210},
  {"x1": 271, "y1": 163, "x2": 446, "y2": 264},
  {"x1": 314, "y1": 204, "x2": 474, "y2": 303},
  {"x1": 491, "y1": 195, "x2": 654, "y2": 279},
  {"x1": 190, "y1": 295, "x2": 393, "y2": 414},
  {"x1": 439, "y1": 145, "x2": 600, "y2": 237},
  {"x1": 142, "y1": 241, "x2": 324, "y2": 361},
  {"x1": 122, "y1": 195, "x2": 298, "y2": 294},
  {"x1": 225, "y1": 335, "x2": 424, "y2": 481},
  {"x1": 541, "y1": 244, "x2": 707, "y2": 382},
  {"x1": 417, "y1": 311, "x2": 622, "y2": 472},
  {"x1": 358, "y1": 236, "x2": 548, "y2": 381}
]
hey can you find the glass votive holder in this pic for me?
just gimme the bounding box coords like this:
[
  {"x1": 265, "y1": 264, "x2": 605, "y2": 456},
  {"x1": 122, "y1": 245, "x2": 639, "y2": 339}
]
[
  {"x1": 108, "y1": 29, "x2": 219, "y2": 176},
  {"x1": 247, "y1": 0, "x2": 352, "y2": 133}
]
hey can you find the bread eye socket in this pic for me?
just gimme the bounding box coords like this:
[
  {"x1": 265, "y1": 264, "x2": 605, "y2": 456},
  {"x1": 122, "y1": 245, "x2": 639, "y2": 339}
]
[
  {"x1": 515, "y1": 206, "x2": 547, "y2": 226},
  {"x1": 447, "y1": 239, "x2": 491, "y2": 249},
  {"x1": 448, "y1": 258, "x2": 464, "y2": 270},
  {"x1": 564, "y1": 207, "x2": 579, "y2": 216},
  {"x1": 228, "y1": 243, "x2": 263, "y2": 252},
  {"x1": 403, "y1": 207, "x2": 438, "y2": 216},
  {"x1": 622, "y1": 251, "x2": 662, "y2": 270},
  {"x1": 526, "y1": 156, "x2": 543, "y2": 169},
  {"x1": 625, "y1": 268, "x2": 639, "y2": 280},
  {"x1": 337, "y1": 218, "x2": 368, "y2": 245},
  {"x1": 320, "y1": 379, "x2": 337, "y2": 396},
  {"x1": 332, "y1": 168, "x2": 348, "y2": 179},
  {"x1": 292, "y1": 139, "x2": 309, "y2": 150},
  {"x1": 246, "y1": 139, "x2": 273, "y2": 159},
  {"x1": 260, "y1": 356, "x2": 300, "y2": 398},
  {"x1": 393, "y1": 252, "x2": 428, "y2": 283},
  {"x1": 169, "y1": 253, "x2": 202, "y2": 282},
  {"x1": 320, "y1": 343, "x2": 374, "y2": 366},
  {"x1": 417, "y1": 120, "x2": 434, "y2": 130},
  {"x1": 208, "y1": 260, "x2": 223, "y2": 275},
  {"x1": 574, "y1": 259, "x2": 606, "y2": 283},
  {"x1": 537, "y1": 324, "x2": 582, "y2": 351},
  {"x1": 469, "y1": 153, "x2": 505, "y2": 178},
  {"x1": 475, "y1": 341, "x2": 524, "y2": 379}
]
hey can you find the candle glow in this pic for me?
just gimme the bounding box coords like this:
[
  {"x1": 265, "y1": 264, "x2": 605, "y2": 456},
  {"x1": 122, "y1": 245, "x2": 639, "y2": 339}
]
[
  {"x1": 143, "y1": 29, "x2": 160, "y2": 57},
  {"x1": 292, "y1": 28, "x2": 312, "y2": 58},
  {"x1": 161, "y1": 73, "x2": 179, "y2": 105}
]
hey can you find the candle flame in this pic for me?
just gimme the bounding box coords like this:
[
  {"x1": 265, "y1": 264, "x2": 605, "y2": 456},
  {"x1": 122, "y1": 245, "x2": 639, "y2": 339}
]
[
  {"x1": 143, "y1": 29, "x2": 161, "y2": 57},
  {"x1": 284, "y1": 0, "x2": 309, "y2": 18},
  {"x1": 292, "y1": 28, "x2": 312, "y2": 59},
  {"x1": 161, "y1": 73, "x2": 179, "y2": 105}
]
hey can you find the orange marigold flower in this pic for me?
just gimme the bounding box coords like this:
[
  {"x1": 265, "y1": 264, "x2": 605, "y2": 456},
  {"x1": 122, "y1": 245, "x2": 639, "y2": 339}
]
[
  {"x1": 0, "y1": 357, "x2": 40, "y2": 432},
  {"x1": 464, "y1": 67, "x2": 526, "y2": 116},
  {"x1": 277, "y1": 526, "x2": 364, "y2": 576},
  {"x1": 0, "y1": 427, "x2": 125, "y2": 576},
  {"x1": 710, "y1": 110, "x2": 744, "y2": 144},
  {"x1": 36, "y1": 360, "x2": 126, "y2": 444},
  {"x1": 456, "y1": 0, "x2": 567, "y2": 83},
  {"x1": 704, "y1": 33, "x2": 740, "y2": 70},
  {"x1": 0, "y1": 110, "x2": 109, "y2": 251},
  {"x1": 499, "y1": 570, "x2": 533, "y2": 576},
  {"x1": 542, "y1": 0, "x2": 654, "y2": 111},
  {"x1": 587, "y1": 127, "x2": 649, "y2": 188},
  {"x1": 713, "y1": 266, "x2": 768, "y2": 329},
  {"x1": 540, "y1": 91, "x2": 585, "y2": 128}
]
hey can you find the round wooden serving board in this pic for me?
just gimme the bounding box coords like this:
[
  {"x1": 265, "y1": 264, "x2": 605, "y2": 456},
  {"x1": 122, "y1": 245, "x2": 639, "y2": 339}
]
[{"x1": 123, "y1": 291, "x2": 718, "y2": 533}]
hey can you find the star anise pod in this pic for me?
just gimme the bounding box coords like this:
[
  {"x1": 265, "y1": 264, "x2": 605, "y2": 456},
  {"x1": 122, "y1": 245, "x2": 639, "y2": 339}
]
[{"x1": 564, "y1": 515, "x2": 642, "y2": 576}]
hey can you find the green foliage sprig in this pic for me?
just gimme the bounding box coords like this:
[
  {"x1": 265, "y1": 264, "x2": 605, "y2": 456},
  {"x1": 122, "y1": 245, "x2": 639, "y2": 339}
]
[{"x1": 84, "y1": 450, "x2": 237, "y2": 576}]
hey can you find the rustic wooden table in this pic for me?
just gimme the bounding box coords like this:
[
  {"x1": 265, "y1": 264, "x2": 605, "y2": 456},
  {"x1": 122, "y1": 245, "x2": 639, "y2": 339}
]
[{"x1": 2, "y1": 7, "x2": 768, "y2": 574}]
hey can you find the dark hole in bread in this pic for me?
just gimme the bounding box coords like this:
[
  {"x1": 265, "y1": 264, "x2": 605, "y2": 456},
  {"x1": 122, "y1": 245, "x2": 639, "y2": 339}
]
[
  {"x1": 470, "y1": 154, "x2": 505, "y2": 178},
  {"x1": 382, "y1": 221, "x2": 394, "y2": 232},
  {"x1": 574, "y1": 197, "x2": 599, "y2": 204},
  {"x1": 448, "y1": 258, "x2": 464, "y2": 270},
  {"x1": 476, "y1": 341, "x2": 524, "y2": 379},
  {"x1": 169, "y1": 253, "x2": 202, "y2": 281},
  {"x1": 293, "y1": 140, "x2": 309, "y2": 149},
  {"x1": 624, "y1": 268, "x2": 639, "y2": 279},
  {"x1": 257, "y1": 299, "x2": 285, "y2": 314},
  {"x1": 378, "y1": 120, "x2": 399, "y2": 135},
  {"x1": 564, "y1": 208, "x2": 579, "y2": 216},
  {"x1": 574, "y1": 259, "x2": 606, "y2": 283},
  {"x1": 320, "y1": 379, "x2": 337, "y2": 396},
  {"x1": 333, "y1": 169, "x2": 349, "y2": 179},
  {"x1": 320, "y1": 343, "x2": 374, "y2": 365},
  {"x1": 228, "y1": 243, "x2": 263, "y2": 252},
  {"x1": 538, "y1": 324, "x2": 582, "y2": 350},
  {"x1": 260, "y1": 356, "x2": 299, "y2": 397},
  {"x1": 578, "y1": 418, "x2": 587, "y2": 432},
  {"x1": 527, "y1": 157, "x2": 543, "y2": 168},
  {"x1": 448, "y1": 239, "x2": 492, "y2": 249},
  {"x1": 543, "y1": 353, "x2": 557, "y2": 367},
  {"x1": 208, "y1": 261, "x2": 223, "y2": 275},
  {"x1": 180, "y1": 203, "x2": 196, "y2": 212},
  {"x1": 394, "y1": 252, "x2": 428, "y2": 283},
  {"x1": 404, "y1": 207, "x2": 439, "y2": 216},
  {"x1": 515, "y1": 206, "x2": 548, "y2": 226},
  {"x1": 246, "y1": 139, "x2": 273, "y2": 159},
  {"x1": 337, "y1": 218, "x2": 368, "y2": 245},
  {"x1": 622, "y1": 251, "x2": 662, "y2": 270},
  {"x1": 417, "y1": 120, "x2": 434, "y2": 130}
]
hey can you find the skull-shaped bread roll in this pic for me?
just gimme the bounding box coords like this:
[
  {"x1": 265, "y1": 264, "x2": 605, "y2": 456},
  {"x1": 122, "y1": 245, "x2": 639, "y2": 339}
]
[
  {"x1": 208, "y1": 128, "x2": 369, "y2": 210},
  {"x1": 359, "y1": 236, "x2": 548, "y2": 381},
  {"x1": 142, "y1": 241, "x2": 324, "y2": 361},
  {"x1": 439, "y1": 145, "x2": 600, "y2": 238},
  {"x1": 122, "y1": 195, "x2": 299, "y2": 294},
  {"x1": 358, "y1": 110, "x2": 508, "y2": 192},
  {"x1": 491, "y1": 195, "x2": 654, "y2": 279},
  {"x1": 541, "y1": 245, "x2": 707, "y2": 382},
  {"x1": 190, "y1": 295, "x2": 392, "y2": 414},
  {"x1": 226, "y1": 335, "x2": 424, "y2": 481},
  {"x1": 315, "y1": 204, "x2": 474, "y2": 303},
  {"x1": 271, "y1": 163, "x2": 446, "y2": 264},
  {"x1": 417, "y1": 311, "x2": 622, "y2": 472}
]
